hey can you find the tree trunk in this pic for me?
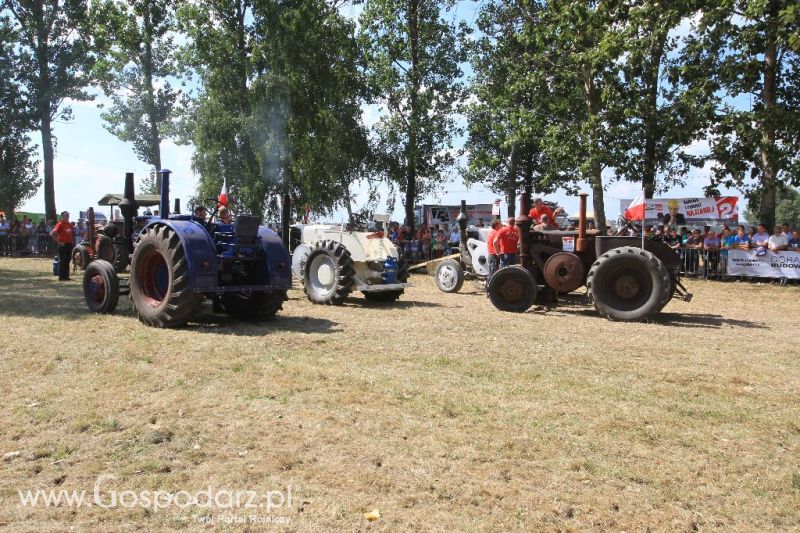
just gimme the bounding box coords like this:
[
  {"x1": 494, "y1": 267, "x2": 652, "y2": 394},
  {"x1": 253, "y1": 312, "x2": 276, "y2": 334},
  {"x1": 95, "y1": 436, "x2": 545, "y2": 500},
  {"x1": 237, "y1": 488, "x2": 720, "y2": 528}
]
[
  {"x1": 758, "y1": 2, "x2": 778, "y2": 230},
  {"x1": 404, "y1": 0, "x2": 420, "y2": 232},
  {"x1": 583, "y1": 68, "x2": 607, "y2": 235},
  {"x1": 34, "y1": 0, "x2": 56, "y2": 222},
  {"x1": 641, "y1": 25, "x2": 668, "y2": 199},
  {"x1": 40, "y1": 111, "x2": 56, "y2": 223},
  {"x1": 342, "y1": 176, "x2": 354, "y2": 225},
  {"x1": 505, "y1": 146, "x2": 519, "y2": 218},
  {"x1": 142, "y1": 4, "x2": 162, "y2": 190}
]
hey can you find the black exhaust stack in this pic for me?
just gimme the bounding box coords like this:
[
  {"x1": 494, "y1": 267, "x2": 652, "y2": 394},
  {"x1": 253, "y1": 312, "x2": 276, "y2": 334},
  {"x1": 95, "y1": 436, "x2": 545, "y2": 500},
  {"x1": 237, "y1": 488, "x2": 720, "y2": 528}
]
[
  {"x1": 281, "y1": 192, "x2": 291, "y2": 249},
  {"x1": 458, "y1": 200, "x2": 471, "y2": 264},
  {"x1": 159, "y1": 169, "x2": 171, "y2": 219},
  {"x1": 174, "y1": 198, "x2": 180, "y2": 214},
  {"x1": 118, "y1": 172, "x2": 138, "y2": 253}
]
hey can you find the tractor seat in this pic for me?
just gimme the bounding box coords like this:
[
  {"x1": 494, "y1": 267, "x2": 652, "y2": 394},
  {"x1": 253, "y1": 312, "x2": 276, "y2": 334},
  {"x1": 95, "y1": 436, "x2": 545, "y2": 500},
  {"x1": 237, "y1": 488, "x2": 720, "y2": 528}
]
[{"x1": 235, "y1": 215, "x2": 261, "y2": 246}]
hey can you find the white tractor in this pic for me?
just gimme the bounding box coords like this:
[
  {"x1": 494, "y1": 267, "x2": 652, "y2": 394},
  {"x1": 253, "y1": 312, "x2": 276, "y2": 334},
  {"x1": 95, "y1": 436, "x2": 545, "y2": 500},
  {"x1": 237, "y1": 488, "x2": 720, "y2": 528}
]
[
  {"x1": 435, "y1": 226, "x2": 493, "y2": 293},
  {"x1": 289, "y1": 223, "x2": 411, "y2": 304}
]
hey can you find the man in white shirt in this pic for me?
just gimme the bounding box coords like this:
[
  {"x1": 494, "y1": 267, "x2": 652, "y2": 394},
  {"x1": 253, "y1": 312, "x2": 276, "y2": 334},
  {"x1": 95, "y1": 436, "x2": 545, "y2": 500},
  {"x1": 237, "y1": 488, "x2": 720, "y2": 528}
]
[
  {"x1": 448, "y1": 227, "x2": 460, "y2": 254},
  {"x1": 768, "y1": 225, "x2": 788, "y2": 252}
]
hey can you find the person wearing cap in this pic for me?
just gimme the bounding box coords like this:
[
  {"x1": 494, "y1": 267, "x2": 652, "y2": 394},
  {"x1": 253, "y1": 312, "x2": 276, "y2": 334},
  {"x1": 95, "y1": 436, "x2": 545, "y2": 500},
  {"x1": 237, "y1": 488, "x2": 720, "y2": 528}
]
[
  {"x1": 194, "y1": 205, "x2": 208, "y2": 222},
  {"x1": 50, "y1": 211, "x2": 74, "y2": 281}
]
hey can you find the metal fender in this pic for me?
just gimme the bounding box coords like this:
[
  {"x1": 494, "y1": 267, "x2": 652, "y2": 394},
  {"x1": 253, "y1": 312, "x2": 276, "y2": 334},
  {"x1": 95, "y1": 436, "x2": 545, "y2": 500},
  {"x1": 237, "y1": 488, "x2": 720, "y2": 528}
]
[
  {"x1": 137, "y1": 219, "x2": 218, "y2": 291},
  {"x1": 467, "y1": 238, "x2": 490, "y2": 277},
  {"x1": 258, "y1": 226, "x2": 292, "y2": 288}
]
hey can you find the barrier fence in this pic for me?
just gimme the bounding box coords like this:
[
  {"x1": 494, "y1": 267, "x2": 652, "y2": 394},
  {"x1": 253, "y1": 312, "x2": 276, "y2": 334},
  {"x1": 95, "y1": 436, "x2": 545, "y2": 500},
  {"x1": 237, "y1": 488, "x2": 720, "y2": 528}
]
[
  {"x1": 0, "y1": 235, "x2": 54, "y2": 257},
  {"x1": 679, "y1": 247, "x2": 800, "y2": 284}
]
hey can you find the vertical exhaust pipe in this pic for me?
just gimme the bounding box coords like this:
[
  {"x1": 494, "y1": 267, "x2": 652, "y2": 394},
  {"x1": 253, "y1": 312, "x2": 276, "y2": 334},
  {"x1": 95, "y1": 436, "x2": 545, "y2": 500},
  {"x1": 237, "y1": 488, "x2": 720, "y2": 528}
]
[
  {"x1": 517, "y1": 194, "x2": 532, "y2": 269},
  {"x1": 87, "y1": 207, "x2": 95, "y2": 246},
  {"x1": 174, "y1": 198, "x2": 181, "y2": 215},
  {"x1": 118, "y1": 172, "x2": 139, "y2": 252},
  {"x1": 576, "y1": 193, "x2": 589, "y2": 252},
  {"x1": 281, "y1": 193, "x2": 291, "y2": 249},
  {"x1": 159, "y1": 169, "x2": 171, "y2": 219},
  {"x1": 457, "y1": 200, "x2": 469, "y2": 263}
]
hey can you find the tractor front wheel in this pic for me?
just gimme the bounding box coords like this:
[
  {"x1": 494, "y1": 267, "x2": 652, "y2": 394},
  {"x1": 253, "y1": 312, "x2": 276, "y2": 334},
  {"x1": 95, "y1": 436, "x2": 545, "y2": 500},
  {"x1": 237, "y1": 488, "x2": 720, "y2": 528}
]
[
  {"x1": 129, "y1": 225, "x2": 201, "y2": 327},
  {"x1": 72, "y1": 243, "x2": 91, "y2": 271},
  {"x1": 303, "y1": 240, "x2": 354, "y2": 305},
  {"x1": 435, "y1": 259, "x2": 464, "y2": 293},
  {"x1": 83, "y1": 259, "x2": 119, "y2": 314},
  {"x1": 487, "y1": 266, "x2": 537, "y2": 313}
]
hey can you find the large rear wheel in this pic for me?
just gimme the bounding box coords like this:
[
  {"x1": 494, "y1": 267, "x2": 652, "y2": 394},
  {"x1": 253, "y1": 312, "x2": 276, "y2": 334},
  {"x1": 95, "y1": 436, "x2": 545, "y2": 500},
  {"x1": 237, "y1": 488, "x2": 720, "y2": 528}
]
[
  {"x1": 221, "y1": 290, "x2": 288, "y2": 321},
  {"x1": 129, "y1": 225, "x2": 201, "y2": 327},
  {"x1": 487, "y1": 266, "x2": 537, "y2": 313},
  {"x1": 83, "y1": 259, "x2": 119, "y2": 314},
  {"x1": 303, "y1": 240, "x2": 354, "y2": 305},
  {"x1": 587, "y1": 246, "x2": 670, "y2": 321}
]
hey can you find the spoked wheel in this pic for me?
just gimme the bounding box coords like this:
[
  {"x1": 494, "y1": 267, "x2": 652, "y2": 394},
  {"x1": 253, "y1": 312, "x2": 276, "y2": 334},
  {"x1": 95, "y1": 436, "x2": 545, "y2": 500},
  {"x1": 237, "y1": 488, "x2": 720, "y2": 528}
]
[
  {"x1": 129, "y1": 224, "x2": 201, "y2": 327},
  {"x1": 435, "y1": 259, "x2": 464, "y2": 293},
  {"x1": 303, "y1": 240, "x2": 354, "y2": 305},
  {"x1": 587, "y1": 246, "x2": 670, "y2": 321},
  {"x1": 487, "y1": 266, "x2": 537, "y2": 313},
  {"x1": 221, "y1": 290, "x2": 288, "y2": 321},
  {"x1": 82, "y1": 259, "x2": 119, "y2": 314}
]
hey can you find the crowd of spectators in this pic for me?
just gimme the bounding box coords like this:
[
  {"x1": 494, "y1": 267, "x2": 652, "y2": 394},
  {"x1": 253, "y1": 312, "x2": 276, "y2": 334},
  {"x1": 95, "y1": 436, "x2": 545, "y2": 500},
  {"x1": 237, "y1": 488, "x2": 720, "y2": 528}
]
[
  {"x1": 0, "y1": 214, "x2": 96, "y2": 257},
  {"x1": 619, "y1": 221, "x2": 800, "y2": 278}
]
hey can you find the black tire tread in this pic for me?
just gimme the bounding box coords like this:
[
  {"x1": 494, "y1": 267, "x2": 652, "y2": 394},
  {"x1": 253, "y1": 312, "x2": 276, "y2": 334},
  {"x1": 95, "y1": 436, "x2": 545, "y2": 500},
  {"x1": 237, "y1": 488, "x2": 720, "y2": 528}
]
[
  {"x1": 303, "y1": 240, "x2": 355, "y2": 305},
  {"x1": 487, "y1": 266, "x2": 537, "y2": 313},
  {"x1": 130, "y1": 224, "x2": 201, "y2": 327},
  {"x1": 72, "y1": 243, "x2": 91, "y2": 271},
  {"x1": 83, "y1": 259, "x2": 120, "y2": 314},
  {"x1": 586, "y1": 246, "x2": 670, "y2": 322}
]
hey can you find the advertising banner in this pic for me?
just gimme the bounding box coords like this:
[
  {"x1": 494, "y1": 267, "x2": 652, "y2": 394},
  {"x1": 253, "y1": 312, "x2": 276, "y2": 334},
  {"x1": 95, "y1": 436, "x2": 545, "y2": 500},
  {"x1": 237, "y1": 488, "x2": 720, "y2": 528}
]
[
  {"x1": 726, "y1": 249, "x2": 800, "y2": 279},
  {"x1": 415, "y1": 204, "x2": 494, "y2": 228},
  {"x1": 619, "y1": 197, "x2": 739, "y2": 226}
]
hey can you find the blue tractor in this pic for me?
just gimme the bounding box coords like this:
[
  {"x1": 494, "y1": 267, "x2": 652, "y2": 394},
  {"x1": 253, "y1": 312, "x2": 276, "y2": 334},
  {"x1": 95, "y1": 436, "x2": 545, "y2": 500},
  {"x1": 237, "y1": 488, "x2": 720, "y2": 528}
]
[{"x1": 82, "y1": 170, "x2": 292, "y2": 327}]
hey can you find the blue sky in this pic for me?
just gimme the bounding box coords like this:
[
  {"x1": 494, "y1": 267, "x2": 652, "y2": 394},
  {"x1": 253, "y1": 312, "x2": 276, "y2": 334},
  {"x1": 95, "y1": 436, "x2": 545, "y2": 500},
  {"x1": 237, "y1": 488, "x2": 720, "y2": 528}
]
[{"x1": 20, "y1": 1, "x2": 744, "y2": 223}]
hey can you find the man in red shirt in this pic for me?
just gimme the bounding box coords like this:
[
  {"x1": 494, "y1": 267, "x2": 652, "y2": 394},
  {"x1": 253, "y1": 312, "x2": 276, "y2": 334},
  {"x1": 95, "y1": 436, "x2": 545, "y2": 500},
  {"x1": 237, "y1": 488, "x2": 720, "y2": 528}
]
[
  {"x1": 50, "y1": 211, "x2": 74, "y2": 281},
  {"x1": 486, "y1": 218, "x2": 502, "y2": 283},
  {"x1": 528, "y1": 197, "x2": 554, "y2": 223},
  {"x1": 493, "y1": 217, "x2": 520, "y2": 267}
]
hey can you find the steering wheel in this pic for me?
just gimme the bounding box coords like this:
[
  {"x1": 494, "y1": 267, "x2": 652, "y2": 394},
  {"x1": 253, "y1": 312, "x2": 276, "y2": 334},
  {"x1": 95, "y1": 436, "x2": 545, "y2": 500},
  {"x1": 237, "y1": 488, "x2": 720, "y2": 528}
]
[{"x1": 615, "y1": 217, "x2": 637, "y2": 236}]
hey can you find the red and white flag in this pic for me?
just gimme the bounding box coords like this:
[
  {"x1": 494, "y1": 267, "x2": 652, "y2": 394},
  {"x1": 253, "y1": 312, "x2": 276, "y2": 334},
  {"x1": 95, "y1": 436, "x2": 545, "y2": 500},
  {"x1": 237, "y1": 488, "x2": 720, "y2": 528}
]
[
  {"x1": 218, "y1": 178, "x2": 229, "y2": 207},
  {"x1": 624, "y1": 190, "x2": 646, "y2": 220}
]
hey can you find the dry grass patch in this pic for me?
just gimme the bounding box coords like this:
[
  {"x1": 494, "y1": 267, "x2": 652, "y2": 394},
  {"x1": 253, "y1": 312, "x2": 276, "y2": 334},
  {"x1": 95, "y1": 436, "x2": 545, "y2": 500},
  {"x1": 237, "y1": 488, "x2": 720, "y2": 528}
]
[{"x1": 0, "y1": 257, "x2": 798, "y2": 531}]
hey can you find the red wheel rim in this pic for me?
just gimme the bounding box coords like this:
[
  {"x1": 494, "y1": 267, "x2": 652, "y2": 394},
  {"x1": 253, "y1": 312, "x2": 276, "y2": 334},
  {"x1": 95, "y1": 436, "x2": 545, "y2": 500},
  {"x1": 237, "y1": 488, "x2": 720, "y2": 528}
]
[{"x1": 136, "y1": 248, "x2": 169, "y2": 306}]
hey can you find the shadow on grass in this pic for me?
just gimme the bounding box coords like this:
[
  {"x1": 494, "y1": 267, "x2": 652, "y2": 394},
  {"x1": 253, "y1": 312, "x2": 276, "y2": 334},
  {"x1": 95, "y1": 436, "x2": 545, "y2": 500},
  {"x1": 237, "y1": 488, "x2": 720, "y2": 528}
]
[
  {"x1": 0, "y1": 266, "x2": 87, "y2": 319},
  {"x1": 186, "y1": 312, "x2": 340, "y2": 335},
  {"x1": 545, "y1": 304, "x2": 765, "y2": 330},
  {"x1": 0, "y1": 265, "x2": 340, "y2": 334},
  {"x1": 651, "y1": 312, "x2": 765, "y2": 330},
  {"x1": 344, "y1": 297, "x2": 444, "y2": 309}
]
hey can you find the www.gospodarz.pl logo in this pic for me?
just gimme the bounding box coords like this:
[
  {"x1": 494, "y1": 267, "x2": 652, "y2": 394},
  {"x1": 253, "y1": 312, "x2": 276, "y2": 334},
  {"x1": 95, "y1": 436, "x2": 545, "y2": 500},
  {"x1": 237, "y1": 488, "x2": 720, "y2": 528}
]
[{"x1": 18, "y1": 474, "x2": 297, "y2": 515}]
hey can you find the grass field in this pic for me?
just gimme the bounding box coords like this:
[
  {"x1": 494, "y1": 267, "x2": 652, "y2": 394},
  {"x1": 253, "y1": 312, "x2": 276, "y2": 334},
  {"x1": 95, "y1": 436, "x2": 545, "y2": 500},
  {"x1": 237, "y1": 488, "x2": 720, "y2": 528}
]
[{"x1": 0, "y1": 257, "x2": 799, "y2": 531}]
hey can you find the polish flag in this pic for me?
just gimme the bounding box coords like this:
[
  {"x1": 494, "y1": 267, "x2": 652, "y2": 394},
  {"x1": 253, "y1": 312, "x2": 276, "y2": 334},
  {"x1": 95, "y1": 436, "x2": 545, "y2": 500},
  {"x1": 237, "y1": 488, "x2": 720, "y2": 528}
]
[
  {"x1": 218, "y1": 178, "x2": 229, "y2": 207},
  {"x1": 624, "y1": 190, "x2": 646, "y2": 221}
]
